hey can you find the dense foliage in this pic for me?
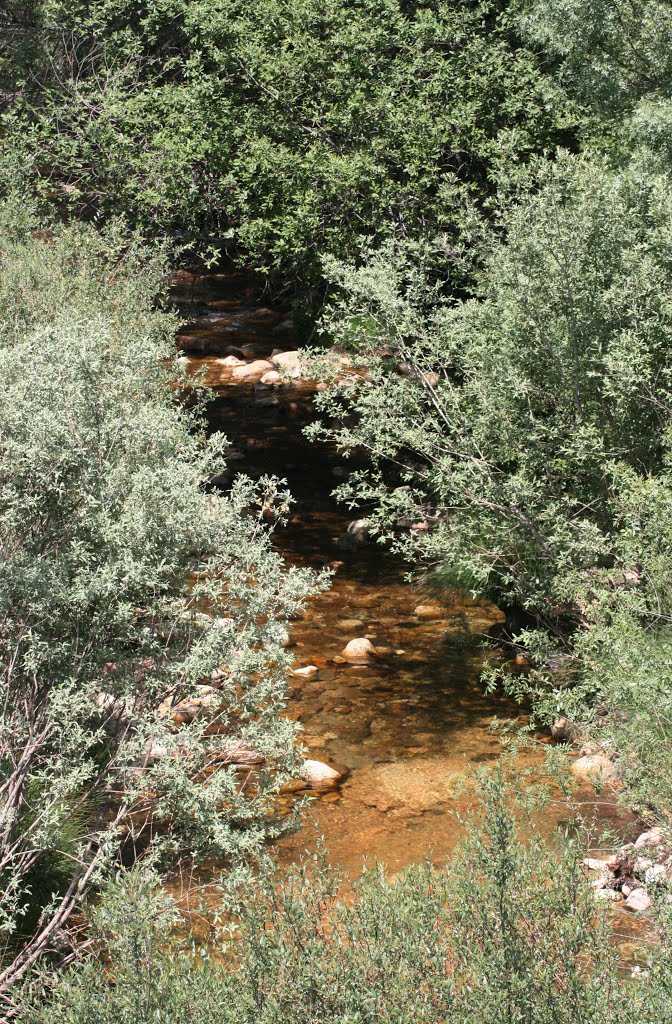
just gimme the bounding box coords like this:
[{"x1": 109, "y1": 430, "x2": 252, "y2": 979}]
[
  {"x1": 3, "y1": 0, "x2": 672, "y2": 1018},
  {"x1": 311, "y1": 155, "x2": 672, "y2": 613},
  {"x1": 524, "y1": 0, "x2": 672, "y2": 117},
  {"x1": 305, "y1": 0, "x2": 672, "y2": 822},
  {"x1": 0, "y1": 209, "x2": 319, "y2": 1006},
  {"x1": 23, "y1": 769, "x2": 672, "y2": 1024},
  {"x1": 0, "y1": 0, "x2": 579, "y2": 283}
]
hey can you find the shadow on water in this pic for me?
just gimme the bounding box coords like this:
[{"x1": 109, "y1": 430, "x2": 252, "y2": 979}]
[{"x1": 173, "y1": 271, "x2": 648, "y2": 958}]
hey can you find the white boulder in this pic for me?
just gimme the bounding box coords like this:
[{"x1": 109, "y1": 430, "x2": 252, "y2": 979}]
[
  {"x1": 625, "y1": 888, "x2": 652, "y2": 912},
  {"x1": 635, "y1": 828, "x2": 665, "y2": 849},
  {"x1": 216, "y1": 355, "x2": 246, "y2": 367},
  {"x1": 271, "y1": 350, "x2": 303, "y2": 378},
  {"x1": 341, "y1": 637, "x2": 375, "y2": 662},
  {"x1": 571, "y1": 752, "x2": 618, "y2": 785},
  {"x1": 299, "y1": 759, "x2": 342, "y2": 789},
  {"x1": 292, "y1": 665, "x2": 319, "y2": 679}
]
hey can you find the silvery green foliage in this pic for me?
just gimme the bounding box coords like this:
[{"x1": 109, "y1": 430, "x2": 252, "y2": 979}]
[
  {"x1": 307, "y1": 153, "x2": 672, "y2": 822},
  {"x1": 309, "y1": 154, "x2": 672, "y2": 617},
  {"x1": 0, "y1": 208, "x2": 320, "y2": 999},
  {"x1": 513, "y1": 467, "x2": 672, "y2": 820},
  {"x1": 521, "y1": 0, "x2": 672, "y2": 114},
  {"x1": 22, "y1": 766, "x2": 671, "y2": 1024},
  {"x1": 521, "y1": 0, "x2": 672, "y2": 177},
  {"x1": 21, "y1": 867, "x2": 232, "y2": 1023}
]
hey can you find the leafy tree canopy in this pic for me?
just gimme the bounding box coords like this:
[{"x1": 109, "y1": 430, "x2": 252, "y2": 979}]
[{"x1": 1, "y1": 0, "x2": 580, "y2": 283}]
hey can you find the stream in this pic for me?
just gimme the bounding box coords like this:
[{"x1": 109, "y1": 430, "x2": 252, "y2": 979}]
[{"x1": 172, "y1": 267, "x2": 646, "y2": 968}]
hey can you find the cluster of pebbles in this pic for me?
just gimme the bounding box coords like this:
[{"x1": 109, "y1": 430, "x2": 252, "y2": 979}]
[{"x1": 585, "y1": 827, "x2": 670, "y2": 911}]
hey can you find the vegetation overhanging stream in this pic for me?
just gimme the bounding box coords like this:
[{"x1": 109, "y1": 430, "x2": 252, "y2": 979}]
[{"x1": 176, "y1": 269, "x2": 639, "y2": 883}]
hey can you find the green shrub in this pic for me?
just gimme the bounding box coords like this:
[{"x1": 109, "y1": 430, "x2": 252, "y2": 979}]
[
  {"x1": 310, "y1": 155, "x2": 672, "y2": 614},
  {"x1": 307, "y1": 152, "x2": 672, "y2": 822},
  {"x1": 21, "y1": 765, "x2": 669, "y2": 1024},
  {"x1": 0, "y1": 0, "x2": 580, "y2": 283},
  {"x1": 0, "y1": 204, "x2": 320, "y2": 1002}
]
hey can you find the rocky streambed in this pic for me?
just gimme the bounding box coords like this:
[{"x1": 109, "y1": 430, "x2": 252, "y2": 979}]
[{"x1": 173, "y1": 269, "x2": 652, "y2": 961}]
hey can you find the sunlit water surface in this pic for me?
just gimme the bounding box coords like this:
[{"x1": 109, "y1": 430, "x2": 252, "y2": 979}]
[{"x1": 171, "y1": 270, "x2": 648, "y2": 958}]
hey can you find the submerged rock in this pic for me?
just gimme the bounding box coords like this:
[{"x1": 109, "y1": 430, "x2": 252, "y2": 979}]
[
  {"x1": 413, "y1": 603, "x2": 445, "y2": 620},
  {"x1": 292, "y1": 664, "x2": 319, "y2": 679},
  {"x1": 216, "y1": 354, "x2": 246, "y2": 367},
  {"x1": 240, "y1": 341, "x2": 273, "y2": 357},
  {"x1": 337, "y1": 519, "x2": 373, "y2": 551},
  {"x1": 341, "y1": 637, "x2": 375, "y2": 662},
  {"x1": 357, "y1": 787, "x2": 402, "y2": 813},
  {"x1": 230, "y1": 359, "x2": 275, "y2": 382}
]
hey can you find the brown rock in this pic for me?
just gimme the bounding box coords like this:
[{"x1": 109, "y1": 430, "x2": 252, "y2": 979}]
[
  {"x1": 319, "y1": 791, "x2": 341, "y2": 803},
  {"x1": 215, "y1": 740, "x2": 265, "y2": 765},
  {"x1": 413, "y1": 603, "x2": 445, "y2": 620},
  {"x1": 552, "y1": 716, "x2": 578, "y2": 743},
  {"x1": 357, "y1": 788, "x2": 402, "y2": 813},
  {"x1": 571, "y1": 752, "x2": 618, "y2": 785},
  {"x1": 280, "y1": 778, "x2": 308, "y2": 794},
  {"x1": 341, "y1": 637, "x2": 375, "y2": 662},
  {"x1": 230, "y1": 359, "x2": 275, "y2": 382}
]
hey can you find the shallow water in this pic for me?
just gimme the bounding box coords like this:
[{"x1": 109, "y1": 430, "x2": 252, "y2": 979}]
[{"x1": 174, "y1": 269, "x2": 640, "y2": 885}]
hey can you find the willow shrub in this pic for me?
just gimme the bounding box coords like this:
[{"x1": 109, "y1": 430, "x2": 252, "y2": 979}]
[
  {"x1": 516, "y1": 467, "x2": 672, "y2": 819},
  {"x1": 0, "y1": 0, "x2": 579, "y2": 284},
  {"x1": 522, "y1": 0, "x2": 672, "y2": 117},
  {"x1": 310, "y1": 154, "x2": 672, "y2": 613},
  {"x1": 0, "y1": 205, "x2": 321, "y2": 1003},
  {"x1": 520, "y1": 0, "x2": 672, "y2": 189},
  {"x1": 306, "y1": 153, "x2": 672, "y2": 818},
  {"x1": 21, "y1": 765, "x2": 671, "y2": 1024}
]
